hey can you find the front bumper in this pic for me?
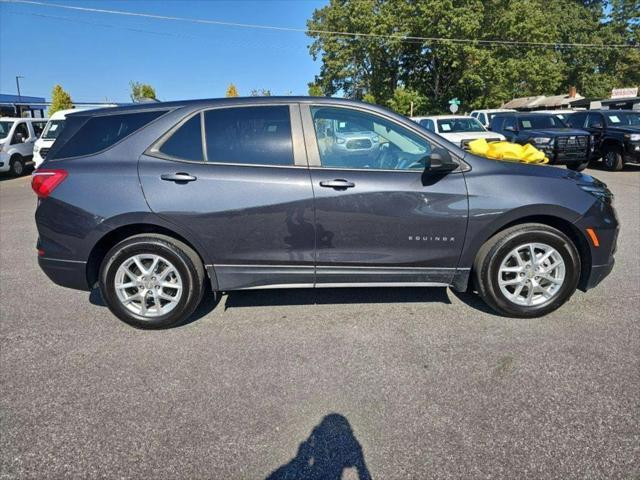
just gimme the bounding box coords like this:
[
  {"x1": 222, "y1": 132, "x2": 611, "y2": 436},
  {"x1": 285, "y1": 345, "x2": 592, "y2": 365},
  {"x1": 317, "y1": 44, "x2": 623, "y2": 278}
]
[{"x1": 624, "y1": 141, "x2": 640, "y2": 163}]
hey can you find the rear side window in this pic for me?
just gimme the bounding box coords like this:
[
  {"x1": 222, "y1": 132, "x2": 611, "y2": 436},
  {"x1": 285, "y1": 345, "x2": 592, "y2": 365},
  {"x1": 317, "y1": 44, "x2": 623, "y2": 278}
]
[
  {"x1": 204, "y1": 106, "x2": 293, "y2": 166},
  {"x1": 419, "y1": 119, "x2": 435, "y2": 132},
  {"x1": 159, "y1": 114, "x2": 203, "y2": 161},
  {"x1": 51, "y1": 110, "x2": 167, "y2": 159}
]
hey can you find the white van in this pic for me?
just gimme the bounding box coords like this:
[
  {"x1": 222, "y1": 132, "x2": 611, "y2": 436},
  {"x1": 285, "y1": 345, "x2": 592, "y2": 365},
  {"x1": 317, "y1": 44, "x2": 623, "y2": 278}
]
[
  {"x1": 411, "y1": 115, "x2": 505, "y2": 149},
  {"x1": 34, "y1": 108, "x2": 86, "y2": 169},
  {"x1": 0, "y1": 118, "x2": 48, "y2": 175},
  {"x1": 469, "y1": 109, "x2": 516, "y2": 128}
]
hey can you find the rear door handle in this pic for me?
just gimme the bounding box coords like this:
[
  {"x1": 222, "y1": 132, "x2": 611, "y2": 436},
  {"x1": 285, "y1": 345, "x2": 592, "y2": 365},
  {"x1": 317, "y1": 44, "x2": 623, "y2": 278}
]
[
  {"x1": 319, "y1": 179, "x2": 355, "y2": 189},
  {"x1": 160, "y1": 172, "x2": 197, "y2": 182}
]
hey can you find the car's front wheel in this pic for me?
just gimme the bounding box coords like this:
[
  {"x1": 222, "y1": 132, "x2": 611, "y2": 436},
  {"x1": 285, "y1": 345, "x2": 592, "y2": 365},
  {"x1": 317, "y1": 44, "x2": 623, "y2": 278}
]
[
  {"x1": 603, "y1": 146, "x2": 624, "y2": 171},
  {"x1": 474, "y1": 223, "x2": 580, "y2": 317},
  {"x1": 9, "y1": 155, "x2": 25, "y2": 176},
  {"x1": 99, "y1": 234, "x2": 206, "y2": 329}
]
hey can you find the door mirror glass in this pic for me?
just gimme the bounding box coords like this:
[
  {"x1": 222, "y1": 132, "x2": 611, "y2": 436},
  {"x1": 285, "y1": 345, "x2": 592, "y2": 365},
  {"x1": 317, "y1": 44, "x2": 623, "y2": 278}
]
[
  {"x1": 426, "y1": 147, "x2": 458, "y2": 173},
  {"x1": 504, "y1": 125, "x2": 516, "y2": 132}
]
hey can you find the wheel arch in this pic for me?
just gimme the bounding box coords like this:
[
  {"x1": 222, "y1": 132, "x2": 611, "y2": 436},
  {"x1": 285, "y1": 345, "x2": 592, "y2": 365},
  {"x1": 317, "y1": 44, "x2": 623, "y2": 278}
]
[
  {"x1": 86, "y1": 223, "x2": 211, "y2": 289},
  {"x1": 463, "y1": 212, "x2": 592, "y2": 291}
]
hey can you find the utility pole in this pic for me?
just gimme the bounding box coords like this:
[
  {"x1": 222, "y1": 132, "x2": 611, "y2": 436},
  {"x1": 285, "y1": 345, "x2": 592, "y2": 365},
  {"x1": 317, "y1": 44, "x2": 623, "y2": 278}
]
[{"x1": 16, "y1": 75, "x2": 24, "y2": 100}]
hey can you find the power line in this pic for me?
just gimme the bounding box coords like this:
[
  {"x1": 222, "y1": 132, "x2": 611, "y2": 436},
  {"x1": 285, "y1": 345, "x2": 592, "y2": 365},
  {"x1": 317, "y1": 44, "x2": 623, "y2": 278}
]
[{"x1": 2, "y1": 0, "x2": 638, "y2": 49}]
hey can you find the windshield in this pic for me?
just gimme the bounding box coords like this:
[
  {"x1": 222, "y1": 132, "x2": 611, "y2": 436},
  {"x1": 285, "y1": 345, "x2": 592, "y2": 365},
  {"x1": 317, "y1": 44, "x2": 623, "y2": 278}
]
[
  {"x1": 437, "y1": 117, "x2": 485, "y2": 133},
  {"x1": 604, "y1": 111, "x2": 640, "y2": 127},
  {"x1": 0, "y1": 121, "x2": 14, "y2": 139},
  {"x1": 518, "y1": 115, "x2": 566, "y2": 129},
  {"x1": 41, "y1": 119, "x2": 66, "y2": 140}
]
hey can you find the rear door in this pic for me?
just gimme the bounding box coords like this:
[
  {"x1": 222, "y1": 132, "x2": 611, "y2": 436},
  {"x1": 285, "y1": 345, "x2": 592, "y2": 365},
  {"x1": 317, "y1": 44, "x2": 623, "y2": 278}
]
[
  {"x1": 139, "y1": 104, "x2": 315, "y2": 290},
  {"x1": 301, "y1": 104, "x2": 468, "y2": 286}
]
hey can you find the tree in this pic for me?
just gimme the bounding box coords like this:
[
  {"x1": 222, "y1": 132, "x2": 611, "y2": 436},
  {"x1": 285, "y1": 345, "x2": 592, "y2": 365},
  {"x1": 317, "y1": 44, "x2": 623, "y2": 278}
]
[
  {"x1": 49, "y1": 84, "x2": 73, "y2": 116},
  {"x1": 308, "y1": 83, "x2": 324, "y2": 96},
  {"x1": 386, "y1": 87, "x2": 426, "y2": 116},
  {"x1": 130, "y1": 81, "x2": 157, "y2": 102},
  {"x1": 249, "y1": 88, "x2": 272, "y2": 96},
  {"x1": 307, "y1": 0, "x2": 640, "y2": 112},
  {"x1": 225, "y1": 83, "x2": 239, "y2": 97}
]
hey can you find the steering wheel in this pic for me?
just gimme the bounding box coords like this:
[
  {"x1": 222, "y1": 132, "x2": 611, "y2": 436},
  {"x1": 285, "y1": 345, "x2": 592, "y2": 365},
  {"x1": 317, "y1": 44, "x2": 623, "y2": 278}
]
[{"x1": 374, "y1": 143, "x2": 398, "y2": 169}]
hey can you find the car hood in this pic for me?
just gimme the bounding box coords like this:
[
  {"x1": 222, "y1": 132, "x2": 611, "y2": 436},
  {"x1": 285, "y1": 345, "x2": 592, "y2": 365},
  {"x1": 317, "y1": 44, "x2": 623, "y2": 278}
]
[
  {"x1": 523, "y1": 128, "x2": 589, "y2": 137},
  {"x1": 439, "y1": 131, "x2": 505, "y2": 143},
  {"x1": 607, "y1": 125, "x2": 640, "y2": 134}
]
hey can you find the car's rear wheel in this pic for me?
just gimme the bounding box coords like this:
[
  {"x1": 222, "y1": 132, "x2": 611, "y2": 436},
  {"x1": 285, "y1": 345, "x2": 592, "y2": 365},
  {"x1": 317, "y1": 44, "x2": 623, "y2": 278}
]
[
  {"x1": 566, "y1": 159, "x2": 589, "y2": 172},
  {"x1": 603, "y1": 146, "x2": 624, "y2": 171},
  {"x1": 474, "y1": 223, "x2": 580, "y2": 317},
  {"x1": 9, "y1": 155, "x2": 25, "y2": 176},
  {"x1": 99, "y1": 234, "x2": 205, "y2": 329}
]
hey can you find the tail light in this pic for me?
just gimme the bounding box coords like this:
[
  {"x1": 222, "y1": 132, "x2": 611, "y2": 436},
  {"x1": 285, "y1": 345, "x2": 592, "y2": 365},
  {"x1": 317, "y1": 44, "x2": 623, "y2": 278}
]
[{"x1": 32, "y1": 169, "x2": 68, "y2": 198}]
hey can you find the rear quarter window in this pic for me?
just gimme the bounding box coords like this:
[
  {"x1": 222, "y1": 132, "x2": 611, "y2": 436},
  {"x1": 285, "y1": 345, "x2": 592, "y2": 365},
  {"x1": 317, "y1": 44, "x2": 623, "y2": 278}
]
[{"x1": 49, "y1": 110, "x2": 168, "y2": 159}]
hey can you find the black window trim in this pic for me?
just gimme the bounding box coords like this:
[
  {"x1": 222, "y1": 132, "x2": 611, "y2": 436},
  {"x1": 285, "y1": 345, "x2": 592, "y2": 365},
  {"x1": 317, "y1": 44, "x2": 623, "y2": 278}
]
[
  {"x1": 49, "y1": 108, "x2": 174, "y2": 161},
  {"x1": 300, "y1": 103, "x2": 466, "y2": 173},
  {"x1": 146, "y1": 103, "x2": 306, "y2": 169}
]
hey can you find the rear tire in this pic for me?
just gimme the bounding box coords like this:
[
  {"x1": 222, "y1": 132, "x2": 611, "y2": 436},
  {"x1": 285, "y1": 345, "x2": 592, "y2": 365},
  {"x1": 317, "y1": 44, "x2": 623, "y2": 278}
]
[
  {"x1": 9, "y1": 155, "x2": 25, "y2": 176},
  {"x1": 603, "y1": 146, "x2": 624, "y2": 171},
  {"x1": 473, "y1": 223, "x2": 580, "y2": 318},
  {"x1": 99, "y1": 234, "x2": 206, "y2": 329}
]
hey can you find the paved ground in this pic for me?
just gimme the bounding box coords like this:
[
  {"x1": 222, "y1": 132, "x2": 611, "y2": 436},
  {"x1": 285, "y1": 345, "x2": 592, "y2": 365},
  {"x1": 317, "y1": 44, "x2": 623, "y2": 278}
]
[{"x1": 0, "y1": 165, "x2": 638, "y2": 479}]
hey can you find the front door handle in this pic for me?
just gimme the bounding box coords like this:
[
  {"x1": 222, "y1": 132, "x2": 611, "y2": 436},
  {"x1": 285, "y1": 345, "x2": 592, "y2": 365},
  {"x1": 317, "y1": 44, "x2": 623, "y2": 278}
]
[
  {"x1": 160, "y1": 172, "x2": 197, "y2": 183},
  {"x1": 319, "y1": 179, "x2": 355, "y2": 189}
]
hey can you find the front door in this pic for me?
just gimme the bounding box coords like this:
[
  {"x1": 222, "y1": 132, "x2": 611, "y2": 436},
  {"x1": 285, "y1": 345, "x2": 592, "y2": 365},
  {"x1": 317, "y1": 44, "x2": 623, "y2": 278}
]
[
  {"x1": 139, "y1": 104, "x2": 316, "y2": 290},
  {"x1": 302, "y1": 105, "x2": 468, "y2": 286}
]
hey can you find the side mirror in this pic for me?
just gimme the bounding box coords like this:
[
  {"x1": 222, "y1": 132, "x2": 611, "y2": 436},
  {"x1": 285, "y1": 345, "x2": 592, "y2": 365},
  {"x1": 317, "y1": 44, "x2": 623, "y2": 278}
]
[
  {"x1": 426, "y1": 147, "x2": 458, "y2": 173},
  {"x1": 592, "y1": 122, "x2": 603, "y2": 129},
  {"x1": 504, "y1": 125, "x2": 516, "y2": 132}
]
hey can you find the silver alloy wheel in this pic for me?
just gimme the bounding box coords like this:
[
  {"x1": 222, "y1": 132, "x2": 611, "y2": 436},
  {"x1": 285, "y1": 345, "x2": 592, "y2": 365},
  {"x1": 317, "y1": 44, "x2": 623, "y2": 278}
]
[
  {"x1": 12, "y1": 159, "x2": 23, "y2": 175},
  {"x1": 497, "y1": 242, "x2": 566, "y2": 307},
  {"x1": 114, "y1": 254, "x2": 183, "y2": 318}
]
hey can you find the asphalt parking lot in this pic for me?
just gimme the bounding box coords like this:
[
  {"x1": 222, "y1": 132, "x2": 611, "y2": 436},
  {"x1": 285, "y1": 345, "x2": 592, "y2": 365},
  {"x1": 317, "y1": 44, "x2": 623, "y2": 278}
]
[{"x1": 1, "y1": 165, "x2": 638, "y2": 479}]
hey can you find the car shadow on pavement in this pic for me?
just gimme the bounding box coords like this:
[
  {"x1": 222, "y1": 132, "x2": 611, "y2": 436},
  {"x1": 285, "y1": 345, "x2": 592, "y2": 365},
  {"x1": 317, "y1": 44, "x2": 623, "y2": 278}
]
[
  {"x1": 224, "y1": 286, "x2": 451, "y2": 310},
  {"x1": 266, "y1": 413, "x2": 372, "y2": 480}
]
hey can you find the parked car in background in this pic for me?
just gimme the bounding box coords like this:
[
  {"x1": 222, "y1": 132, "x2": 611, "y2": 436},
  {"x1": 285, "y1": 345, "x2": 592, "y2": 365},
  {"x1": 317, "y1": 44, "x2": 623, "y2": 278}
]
[
  {"x1": 470, "y1": 109, "x2": 516, "y2": 128},
  {"x1": 33, "y1": 97, "x2": 617, "y2": 328},
  {"x1": 34, "y1": 108, "x2": 96, "y2": 169},
  {"x1": 565, "y1": 109, "x2": 640, "y2": 171},
  {"x1": 489, "y1": 112, "x2": 593, "y2": 171},
  {"x1": 0, "y1": 117, "x2": 47, "y2": 175},
  {"x1": 411, "y1": 115, "x2": 505, "y2": 149}
]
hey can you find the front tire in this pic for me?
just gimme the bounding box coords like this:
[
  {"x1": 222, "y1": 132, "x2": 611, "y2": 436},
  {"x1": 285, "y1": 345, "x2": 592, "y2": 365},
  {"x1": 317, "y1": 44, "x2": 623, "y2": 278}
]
[
  {"x1": 474, "y1": 224, "x2": 580, "y2": 318},
  {"x1": 99, "y1": 234, "x2": 206, "y2": 329},
  {"x1": 9, "y1": 155, "x2": 25, "y2": 176},
  {"x1": 603, "y1": 146, "x2": 624, "y2": 171},
  {"x1": 566, "y1": 160, "x2": 589, "y2": 172}
]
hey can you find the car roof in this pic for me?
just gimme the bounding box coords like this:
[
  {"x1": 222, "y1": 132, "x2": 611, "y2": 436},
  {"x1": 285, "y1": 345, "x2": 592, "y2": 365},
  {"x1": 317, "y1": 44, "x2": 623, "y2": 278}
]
[
  {"x1": 67, "y1": 96, "x2": 400, "y2": 118},
  {"x1": 0, "y1": 117, "x2": 46, "y2": 121},
  {"x1": 492, "y1": 112, "x2": 555, "y2": 117},
  {"x1": 421, "y1": 115, "x2": 475, "y2": 120},
  {"x1": 585, "y1": 109, "x2": 637, "y2": 113}
]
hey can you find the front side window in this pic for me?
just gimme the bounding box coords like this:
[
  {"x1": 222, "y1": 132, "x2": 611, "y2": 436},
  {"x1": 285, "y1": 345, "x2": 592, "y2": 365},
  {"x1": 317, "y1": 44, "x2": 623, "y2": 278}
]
[
  {"x1": 32, "y1": 121, "x2": 46, "y2": 137},
  {"x1": 586, "y1": 113, "x2": 604, "y2": 128},
  {"x1": 311, "y1": 106, "x2": 432, "y2": 171},
  {"x1": 159, "y1": 114, "x2": 203, "y2": 161},
  {"x1": 52, "y1": 110, "x2": 168, "y2": 159},
  {"x1": 204, "y1": 106, "x2": 293, "y2": 166},
  {"x1": 11, "y1": 123, "x2": 29, "y2": 144},
  {"x1": 566, "y1": 112, "x2": 587, "y2": 128},
  {"x1": 503, "y1": 117, "x2": 517, "y2": 131},
  {"x1": 41, "y1": 120, "x2": 65, "y2": 140},
  {"x1": 437, "y1": 117, "x2": 485, "y2": 133},
  {"x1": 0, "y1": 121, "x2": 13, "y2": 139},
  {"x1": 518, "y1": 115, "x2": 566, "y2": 130},
  {"x1": 419, "y1": 119, "x2": 435, "y2": 132}
]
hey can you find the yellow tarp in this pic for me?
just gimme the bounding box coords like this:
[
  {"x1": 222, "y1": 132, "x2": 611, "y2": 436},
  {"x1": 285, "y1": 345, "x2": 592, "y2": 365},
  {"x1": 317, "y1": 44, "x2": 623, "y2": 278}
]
[{"x1": 467, "y1": 138, "x2": 549, "y2": 164}]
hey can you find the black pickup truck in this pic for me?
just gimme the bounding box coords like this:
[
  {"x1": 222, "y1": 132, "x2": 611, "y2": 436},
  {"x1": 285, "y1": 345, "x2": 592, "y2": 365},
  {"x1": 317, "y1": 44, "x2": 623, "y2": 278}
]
[
  {"x1": 489, "y1": 112, "x2": 593, "y2": 171},
  {"x1": 566, "y1": 109, "x2": 640, "y2": 171}
]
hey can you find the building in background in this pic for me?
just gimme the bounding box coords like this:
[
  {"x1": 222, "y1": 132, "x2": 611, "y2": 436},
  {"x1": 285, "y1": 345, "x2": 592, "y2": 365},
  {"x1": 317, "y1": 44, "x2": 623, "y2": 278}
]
[{"x1": 0, "y1": 94, "x2": 47, "y2": 118}]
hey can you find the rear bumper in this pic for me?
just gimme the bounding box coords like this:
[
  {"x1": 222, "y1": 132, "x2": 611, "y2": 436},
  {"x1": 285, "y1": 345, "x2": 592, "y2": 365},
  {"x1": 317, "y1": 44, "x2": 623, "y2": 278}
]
[{"x1": 38, "y1": 256, "x2": 91, "y2": 291}]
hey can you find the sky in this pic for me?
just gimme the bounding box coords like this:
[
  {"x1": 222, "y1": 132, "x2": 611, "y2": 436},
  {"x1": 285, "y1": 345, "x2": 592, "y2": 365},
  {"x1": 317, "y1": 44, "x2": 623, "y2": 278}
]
[{"x1": 0, "y1": 0, "x2": 326, "y2": 102}]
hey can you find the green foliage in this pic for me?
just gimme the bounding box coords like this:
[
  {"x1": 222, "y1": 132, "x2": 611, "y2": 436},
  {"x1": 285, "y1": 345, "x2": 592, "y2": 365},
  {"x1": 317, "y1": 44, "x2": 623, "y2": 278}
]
[
  {"x1": 130, "y1": 81, "x2": 157, "y2": 102},
  {"x1": 49, "y1": 84, "x2": 72, "y2": 116},
  {"x1": 308, "y1": 83, "x2": 324, "y2": 96},
  {"x1": 225, "y1": 83, "x2": 239, "y2": 97},
  {"x1": 249, "y1": 88, "x2": 272, "y2": 96},
  {"x1": 307, "y1": 0, "x2": 640, "y2": 113},
  {"x1": 386, "y1": 87, "x2": 426, "y2": 115}
]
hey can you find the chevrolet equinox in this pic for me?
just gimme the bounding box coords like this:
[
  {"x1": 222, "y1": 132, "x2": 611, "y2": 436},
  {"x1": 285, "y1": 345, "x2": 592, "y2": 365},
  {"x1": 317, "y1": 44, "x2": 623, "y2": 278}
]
[{"x1": 33, "y1": 98, "x2": 618, "y2": 328}]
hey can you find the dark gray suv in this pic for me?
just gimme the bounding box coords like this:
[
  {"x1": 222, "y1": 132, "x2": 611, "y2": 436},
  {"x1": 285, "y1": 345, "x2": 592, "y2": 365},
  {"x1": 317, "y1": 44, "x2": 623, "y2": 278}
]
[{"x1": 33, "y1": 97, "x2": 618, "y2": 328}]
